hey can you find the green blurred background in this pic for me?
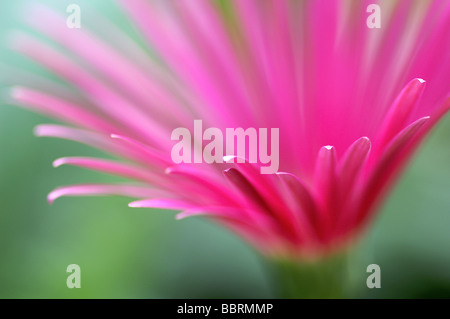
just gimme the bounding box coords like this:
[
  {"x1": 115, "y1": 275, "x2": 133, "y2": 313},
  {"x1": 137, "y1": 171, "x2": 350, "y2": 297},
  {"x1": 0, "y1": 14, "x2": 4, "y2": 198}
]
[{"x1": 1, "y1": 0, "x2": 450, "y2": 298}]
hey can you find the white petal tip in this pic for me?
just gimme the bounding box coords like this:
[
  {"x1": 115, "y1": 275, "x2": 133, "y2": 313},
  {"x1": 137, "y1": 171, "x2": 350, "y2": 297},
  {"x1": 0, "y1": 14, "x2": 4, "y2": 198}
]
[
  {"x1": 33, "y1": 126, "x2": 44, "y2": 137},
  {"x1": 9, "y1": 86, "x2": 23, "y2": 99},
  {"x1": 52, "y1": 158, "x2": 66, "y2": 168},
  {"x1": 47, "y1": 193, "x2": 57, "y2": 205},
  {"x1": 128, "y1": 202, "x2": 140, "y2": 208},
  {"x1": 223, "y1": 155, "x2": 236, "y2": 162}
]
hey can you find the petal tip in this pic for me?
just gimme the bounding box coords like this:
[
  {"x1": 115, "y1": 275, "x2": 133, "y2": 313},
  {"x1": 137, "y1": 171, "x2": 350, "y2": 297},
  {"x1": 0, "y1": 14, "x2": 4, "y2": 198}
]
[
  {"x1": 223, "y1": 167, "x2": 233, "y2": 174},
  {"x1": 47, "y1": 191, "x2": 58, "y2": 205},
  {"x1": 9, "y1": 86, "x2": 23, "y2": 99},
  {"x1": 415, "y1": 78, "x2": 426, "y2": 84},
  {"x1": 52, "y1": 158, "x2": 66, "y2": 168},
  {"x1": 33, "y1": 125, "x2": 45, "y2": 137},
  {"x1": 223, "y1": 155, "x2": 236, "y2": 162},
  {"x1": 357, "y1": 136, "x2": 372, "y2": 148},
  {"x1": 128, "y1": 201, "x2": 139, "y2": 208},
  {"x1": 128, "y1": 200, "x2": 147, "y2": 208}
]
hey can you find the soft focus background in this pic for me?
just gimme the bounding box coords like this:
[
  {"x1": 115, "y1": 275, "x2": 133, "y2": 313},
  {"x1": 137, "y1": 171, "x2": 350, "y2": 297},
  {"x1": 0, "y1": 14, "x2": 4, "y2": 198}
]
[{"x1": 1, "y1": 0, "x2": 450, "y2": 298}]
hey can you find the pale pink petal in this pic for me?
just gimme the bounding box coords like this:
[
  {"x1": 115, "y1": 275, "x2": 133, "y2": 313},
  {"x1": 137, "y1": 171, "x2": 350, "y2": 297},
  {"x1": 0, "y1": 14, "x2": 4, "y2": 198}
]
[{"x1": 48, "y1": 184, "x2": 160, "y2": 204}]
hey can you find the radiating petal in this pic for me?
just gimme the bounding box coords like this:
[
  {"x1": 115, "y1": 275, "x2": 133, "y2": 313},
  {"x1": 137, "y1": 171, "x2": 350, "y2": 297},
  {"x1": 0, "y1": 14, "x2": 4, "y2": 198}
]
[{"x1": 48, "y1": 184, "x2": 159, "y2": 204}]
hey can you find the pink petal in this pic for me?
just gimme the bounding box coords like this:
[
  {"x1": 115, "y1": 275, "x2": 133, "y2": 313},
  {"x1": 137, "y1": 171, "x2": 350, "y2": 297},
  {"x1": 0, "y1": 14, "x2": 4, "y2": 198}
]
[
  {"x1": 48, "y1": 184, "x2": 158, "y2": 204},
  {"x1": 375, "y1": 78, "x2": 426, "y2": 152}
]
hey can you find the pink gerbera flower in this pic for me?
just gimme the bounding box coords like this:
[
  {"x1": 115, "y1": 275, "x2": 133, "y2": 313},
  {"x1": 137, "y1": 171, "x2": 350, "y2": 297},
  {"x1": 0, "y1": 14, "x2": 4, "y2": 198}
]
[{"x1": 8, "y1": 0, "x2": 450, "y2": 263}]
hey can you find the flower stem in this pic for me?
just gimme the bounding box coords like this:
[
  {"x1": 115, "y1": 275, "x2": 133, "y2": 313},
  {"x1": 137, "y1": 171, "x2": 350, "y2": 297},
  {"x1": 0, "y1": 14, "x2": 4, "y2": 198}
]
[{"x1": 271, "y1": 253, "x2": 350, "y2": 299}]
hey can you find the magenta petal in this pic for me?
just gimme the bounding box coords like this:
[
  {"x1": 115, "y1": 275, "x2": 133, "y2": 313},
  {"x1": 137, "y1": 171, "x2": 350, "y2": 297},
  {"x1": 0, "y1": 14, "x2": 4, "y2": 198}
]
[
  {"x1": 375, "y1": 78, "x2": 427, "y2": 152},
  {"x1": 339, "y1": 137, "x2": 371, "y2": 194},
  {"x1": 128, "y1": 198, "x2": 193, "y2": 210},
  {"x1": 355, "y1": 116, "x2": 431, "y2": 229},
  {"x1": 277, "y1": 172, "x2": 321, "y2": 245},
  {"x1": 165, "y1": 165, "x2": 236, "y2": 204},
  {"x1": 11, "y1": 87, "x2": 118, "y2": 134},
  {"x1": 52, "y1": 157, "x2": 162, "y2": 184},
  {"x1": 313, "y1": 146, "x2": 337, "y2": 235},
  {"x1": 48, "y1": 184, "x2": 159, "y2": 204},
  {"x1": 35, "y1": 124, "x2": 128, "y2": 156},
  {"x1": 223, "y1": 168, "x2": 271, "y2": 212}
]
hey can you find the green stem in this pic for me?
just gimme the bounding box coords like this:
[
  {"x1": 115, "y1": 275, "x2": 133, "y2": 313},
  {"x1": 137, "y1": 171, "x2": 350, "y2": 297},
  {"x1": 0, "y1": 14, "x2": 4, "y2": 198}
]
[{"x1": 270, "y1": 253, "x2": 350, "y2": 299}]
